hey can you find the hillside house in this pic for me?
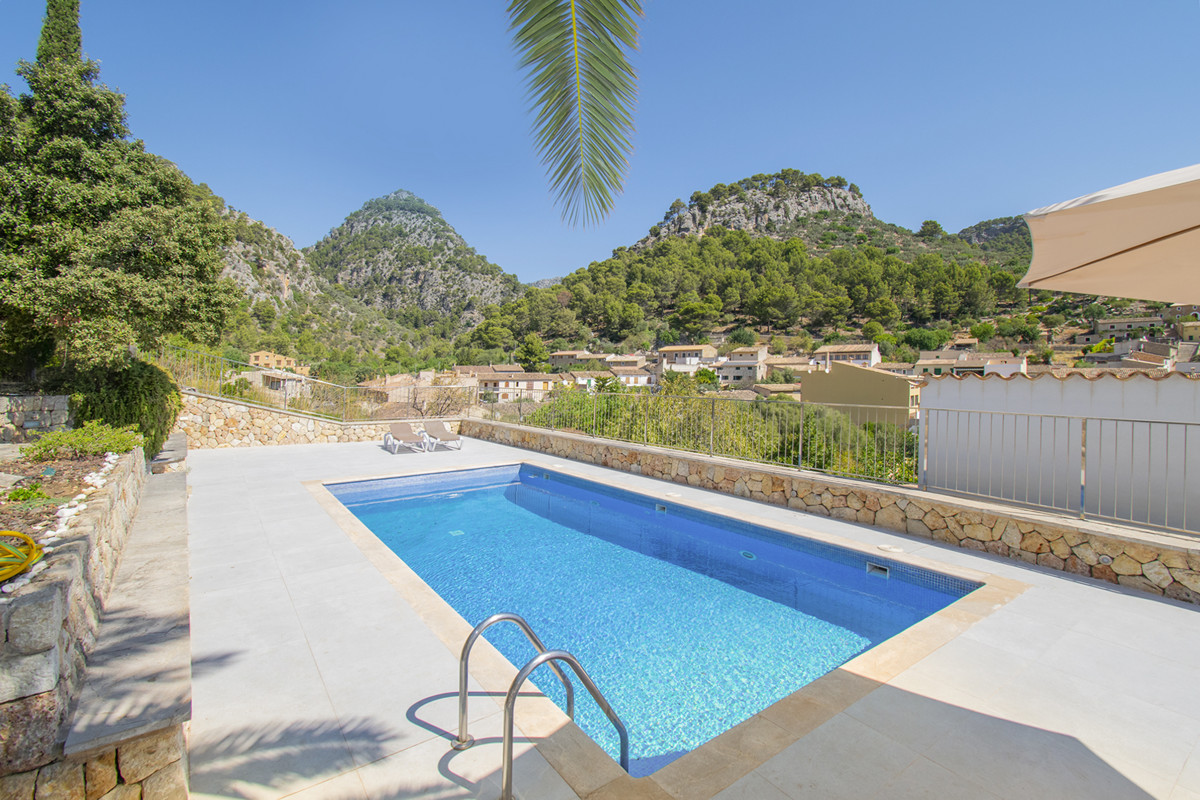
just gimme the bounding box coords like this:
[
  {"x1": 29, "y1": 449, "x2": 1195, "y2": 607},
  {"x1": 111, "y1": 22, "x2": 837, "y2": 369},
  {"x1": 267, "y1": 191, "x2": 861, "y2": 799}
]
[
  {"x1": 1095, "y1": 316, "x2": 1165, "y2": 333},
  {"x1": 611, "y1": 367, "x2": 656, "y2": 388},
  {"x1": 607, "y1": 354, "x2": 647, "y2": 369},
  {"x1": 248, "y1": 350, "x2": 311, "y2": 376},
  {"x1": 812, "y1": 343, "x2": 881, "y2": 368},
  {"x1": 657, "y1": 344, "x2": 721, "y2": 377},
  {"x1": 549, "y1": 350, "x2": 609, "y2": 369},
  {"x1": 1165, "y1": 304, "x2": 1200, "y2": 322},
  {"x1": 477, "y1": 372, "x2": 570, "y2": 402},
  {"x1": 916, "y1": 352, "x2": 1027, "y2": 378},
  {"x1": 764, "y1": 356, "x2": 818, "y2": 380},
  {"x1": 716, "y1": 345, "x2": 769, "y2": 386}
]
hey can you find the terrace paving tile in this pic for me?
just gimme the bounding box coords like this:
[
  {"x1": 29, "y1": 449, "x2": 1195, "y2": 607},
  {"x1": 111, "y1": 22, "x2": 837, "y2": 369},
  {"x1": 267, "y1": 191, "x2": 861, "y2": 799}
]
[
  {"x1": 710, "y1": 772, "x2": 791, "y2": 800},
  {"x1": 1181, "y1": 741, "x2": 1200, "y2": 792},
  {"x1": 275, "y1": 771, "x2": 367, "y2": 800},
  {"x1": 752, "y1": 713, "x2": 919, "y2": 800},
  {"x1": 875, "y1": 755, "x2": 1003, "y2": 800},
  {"x1": 352, "y1": 710, "x2": 577, "y2": 800},
  {"x1": 185, "y1": 439, "x2": 1200, "y2": 799}
]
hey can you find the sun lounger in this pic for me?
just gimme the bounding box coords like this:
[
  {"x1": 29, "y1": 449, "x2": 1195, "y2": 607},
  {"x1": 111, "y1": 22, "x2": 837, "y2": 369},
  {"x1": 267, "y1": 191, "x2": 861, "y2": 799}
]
[
  {"x1": 384, "y1": 422, "x2": 429, "y2": 454},
  {"x1": 424, "y1": 421, "x2": 462, "y2": 451}
]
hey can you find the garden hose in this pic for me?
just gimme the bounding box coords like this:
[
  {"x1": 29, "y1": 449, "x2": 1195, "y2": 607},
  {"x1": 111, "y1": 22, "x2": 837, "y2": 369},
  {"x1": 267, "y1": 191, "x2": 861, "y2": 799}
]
[{"x1": 0, "y1": 531, "x2": 43, "y2": 583}]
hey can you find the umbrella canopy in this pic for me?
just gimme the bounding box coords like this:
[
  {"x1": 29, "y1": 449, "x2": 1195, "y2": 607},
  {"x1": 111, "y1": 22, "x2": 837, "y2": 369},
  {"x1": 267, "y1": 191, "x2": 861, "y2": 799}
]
[{"x1": 1020, "y1": 163, "x2": 1200, "y2": 303}]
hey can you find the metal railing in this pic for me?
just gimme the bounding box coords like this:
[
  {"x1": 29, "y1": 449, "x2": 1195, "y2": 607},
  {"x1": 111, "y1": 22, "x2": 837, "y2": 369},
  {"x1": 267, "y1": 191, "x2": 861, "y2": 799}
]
[
  {"x1": 453, "y1": 613, "x2": 574, "y2": 751},
  {"x1": 155, "y1": 345, "x2": 477, "y2": 422},
  {"x1": 453, "y1": 612, "x2": 628, "y2": 800},
  {"x1": 481, "y1": 388, "x2": 919, "y2": 485},
  {"x1": 922, "y1": 408, "x2": 1199, "y2": 535}
]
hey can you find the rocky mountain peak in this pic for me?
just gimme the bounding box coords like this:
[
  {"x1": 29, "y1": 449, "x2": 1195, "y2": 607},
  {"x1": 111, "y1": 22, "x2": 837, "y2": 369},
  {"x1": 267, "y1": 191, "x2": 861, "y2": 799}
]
[
  {"x1": 304, "y1": 190, "x2": 522, "y2": 320},
  {"x1": 635, "y1": 170, "x2": 873, "y2": 248}
]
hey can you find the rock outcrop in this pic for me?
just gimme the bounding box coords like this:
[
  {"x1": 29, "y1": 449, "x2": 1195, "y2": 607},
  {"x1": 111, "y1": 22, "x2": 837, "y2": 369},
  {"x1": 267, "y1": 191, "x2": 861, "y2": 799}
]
[
  {"x1": 304, "y1": 190, "x2": 523, "y2": 323},
  {"x1": 637, "y1": 183, "x2": 873, "y2": 249}
]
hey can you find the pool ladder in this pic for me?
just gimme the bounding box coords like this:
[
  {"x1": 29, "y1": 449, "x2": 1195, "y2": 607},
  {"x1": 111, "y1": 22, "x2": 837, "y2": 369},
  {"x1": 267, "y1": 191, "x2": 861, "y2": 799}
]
[{"x1": 453, "y1": 612, "x2": 630, "y2": 800}]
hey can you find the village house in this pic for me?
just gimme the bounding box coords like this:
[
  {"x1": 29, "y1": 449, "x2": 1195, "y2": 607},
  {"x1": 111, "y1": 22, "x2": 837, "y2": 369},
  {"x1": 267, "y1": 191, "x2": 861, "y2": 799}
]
[
  {"x1": 915, "y1": 351, "x2": 1027, "y2": 378},
  {"x1": 248, "y1": 350, "x2": 311, "y2": 376},
  {"x1": 764, "y1": 356, "x2": 818, "y2": 380},
  {"x1": 657, "y1": 344, "x2": 721, "y2": 377},
  {"x1": 610, "y1": 367, "x2": 656, "y2": 388},
  {"x1": 811, "y1": 343, "x2": 881, "y2": 369},
  {"x1": 606, "y1": 354, "x2": 647, "y2": 369},
  {"x1": 548, "y1": 350, "x2": 603, "y2": 369},
  {"x1": 1164, "y1": 303, "x2": 1200, "y2": 322},
  {"x1": 716, "y1": 345, "x2": 769, "y2": 386},
  {"x1": 477, "y1": 371, "x2": 571, "y2": 402}
]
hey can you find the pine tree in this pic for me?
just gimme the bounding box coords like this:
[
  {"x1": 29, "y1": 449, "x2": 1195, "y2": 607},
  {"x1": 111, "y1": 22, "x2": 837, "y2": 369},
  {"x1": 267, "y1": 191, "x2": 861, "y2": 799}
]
[{"x1": 36, "y1": 0, "x2": 82, "y2": 64}]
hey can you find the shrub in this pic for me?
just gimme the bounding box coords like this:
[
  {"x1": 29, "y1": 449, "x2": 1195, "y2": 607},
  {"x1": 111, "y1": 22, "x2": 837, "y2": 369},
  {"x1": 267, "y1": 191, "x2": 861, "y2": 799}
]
[
  {"x1": 7, "y1": 482, "x2": 49, "y2": 502},
  {"x1": 220, "y1": 377, "x2": 253, "y2": 399},
  {"x1": 22, "y1": 420, "x2": 143, "y2": 461},
  {"x1": 727, "y1": 327, "x2": 757, "y2": 346},
  {"x1": 68, "y1": 360, "x2": 181, "y2": 457}
]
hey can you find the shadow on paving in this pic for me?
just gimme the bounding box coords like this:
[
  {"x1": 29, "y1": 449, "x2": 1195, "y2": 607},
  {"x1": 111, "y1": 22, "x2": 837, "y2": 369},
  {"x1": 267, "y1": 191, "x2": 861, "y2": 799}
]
[
  {"x1": 737, "y1": 679, "x2": 1159, "y2": 800},
  {"x1": 188, "y1": 717, "x2": 390, "y2": 798}
]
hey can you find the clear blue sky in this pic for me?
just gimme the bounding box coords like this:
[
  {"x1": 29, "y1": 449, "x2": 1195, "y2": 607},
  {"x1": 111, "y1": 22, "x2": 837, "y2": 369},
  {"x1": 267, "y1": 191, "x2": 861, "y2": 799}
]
[{"x1": 2, "y1": 1, "x2": 1197, "y2": 283}]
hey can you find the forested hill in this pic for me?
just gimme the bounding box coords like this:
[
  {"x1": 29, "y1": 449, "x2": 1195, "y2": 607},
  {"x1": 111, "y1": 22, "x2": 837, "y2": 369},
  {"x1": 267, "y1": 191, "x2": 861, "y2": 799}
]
[
  {"x1": 304, "y1": 190, "x2": 523, "y2": 326},
  {"x1": 635, "y1": 169, "x2": 1032, "y2": 269},
  {"x1": 457, "y1": 169, "x2": 1042, "y2": 362}
]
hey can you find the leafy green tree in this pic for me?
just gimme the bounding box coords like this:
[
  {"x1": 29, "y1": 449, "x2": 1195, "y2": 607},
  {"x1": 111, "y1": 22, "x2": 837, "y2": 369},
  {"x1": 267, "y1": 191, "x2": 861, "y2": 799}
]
[
  {"x1": 1, "y1": 52, "x2": 235, "y2": 373},
  {"x1": 917, "y1": 220, "x2": 945, "y2": 239},
  {"x1": 671, "y1": 295, "x2": 720, "y2": 339},
  {"x1": 251, "y1": 299, "x2": 278, "y2": 328},
  {"x1": 860, "y1": 320, "x2": 885, "y2": 341},
  {"x1": 514, "y1": 332, "x2": 550, "y2": 372},
  {"x1": 36, "y1": 0, "x2": 81, "y2": 64},
  {"x1": 901, "y1": 328, "x2": 940, "y2": 351}
]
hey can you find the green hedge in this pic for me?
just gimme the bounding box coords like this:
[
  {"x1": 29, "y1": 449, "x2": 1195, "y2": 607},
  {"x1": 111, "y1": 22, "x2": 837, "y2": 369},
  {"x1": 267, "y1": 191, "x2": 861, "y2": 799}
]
[{"x1": 68, "y1": 360, "x2": 182, "y2": 458}]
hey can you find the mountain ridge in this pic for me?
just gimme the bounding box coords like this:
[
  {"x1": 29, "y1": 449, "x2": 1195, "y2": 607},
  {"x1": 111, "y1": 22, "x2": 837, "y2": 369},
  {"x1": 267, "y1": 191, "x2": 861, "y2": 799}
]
[{"x1": 303, "y1": 190, "x2": 523, "y2": 324}]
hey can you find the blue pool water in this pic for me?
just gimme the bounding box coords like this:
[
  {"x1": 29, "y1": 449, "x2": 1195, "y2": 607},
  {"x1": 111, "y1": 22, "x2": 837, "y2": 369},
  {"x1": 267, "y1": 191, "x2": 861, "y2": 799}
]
[{"x1": 329, "y1": 465, "x2": 977, "y2": 776}]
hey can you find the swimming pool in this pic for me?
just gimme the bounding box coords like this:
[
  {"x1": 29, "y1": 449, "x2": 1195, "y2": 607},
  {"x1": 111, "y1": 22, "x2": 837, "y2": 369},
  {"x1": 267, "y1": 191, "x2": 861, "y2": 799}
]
[{"x1": 328, "y1": 464, "x2": 979, "y2": 776}]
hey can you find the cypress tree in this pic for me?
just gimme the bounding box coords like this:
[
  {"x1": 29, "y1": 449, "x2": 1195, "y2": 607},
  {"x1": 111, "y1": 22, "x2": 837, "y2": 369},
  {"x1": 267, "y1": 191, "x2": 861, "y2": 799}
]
[{"x1": 36, "y1": 0, "x2": 82, "y2": 64}]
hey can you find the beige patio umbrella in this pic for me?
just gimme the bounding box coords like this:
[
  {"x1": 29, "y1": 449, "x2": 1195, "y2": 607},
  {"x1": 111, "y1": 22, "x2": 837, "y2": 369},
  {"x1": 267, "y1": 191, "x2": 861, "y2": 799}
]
[{"x1": 1020, "y1": 163, "x2": 1200, "y2": 303}]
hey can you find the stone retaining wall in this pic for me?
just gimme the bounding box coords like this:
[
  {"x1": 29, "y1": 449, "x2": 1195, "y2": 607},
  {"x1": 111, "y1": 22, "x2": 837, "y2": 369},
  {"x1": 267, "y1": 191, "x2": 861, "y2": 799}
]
[
  {"x1": 176, "y1": 393, "x2": 458, "y2": 449},
  {"x1": 0, "y1": 396, "x2": 72, "y2": 444},
  {"x1": 0, "y1": 449, "x2": 147, "y2": 777},
  {"x1": 462, "y1": 420, "x2": 1200, "y2": 605},
  {"x1": 0, "y1": 727, "x2": 187, "y2": 800}
]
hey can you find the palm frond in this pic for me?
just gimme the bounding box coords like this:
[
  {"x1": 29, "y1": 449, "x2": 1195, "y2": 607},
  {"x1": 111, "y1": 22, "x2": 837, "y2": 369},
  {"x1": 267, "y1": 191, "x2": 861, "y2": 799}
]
[{"x1": 509, "y1": 0, "x2": 642, "y2": 226}]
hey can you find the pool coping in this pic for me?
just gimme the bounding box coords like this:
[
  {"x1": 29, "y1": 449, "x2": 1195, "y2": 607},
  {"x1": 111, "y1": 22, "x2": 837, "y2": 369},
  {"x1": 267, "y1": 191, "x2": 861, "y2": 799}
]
[{"x1": 304, "y1": 459, "x2": 1030, "y2": 800}]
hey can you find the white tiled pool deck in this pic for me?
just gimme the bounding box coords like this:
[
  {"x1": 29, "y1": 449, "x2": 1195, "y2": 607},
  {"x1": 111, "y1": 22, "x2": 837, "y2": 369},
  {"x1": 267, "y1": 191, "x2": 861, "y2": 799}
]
[{"x1": 186, "y1": 439, "x2": 1200, "y2": 800}]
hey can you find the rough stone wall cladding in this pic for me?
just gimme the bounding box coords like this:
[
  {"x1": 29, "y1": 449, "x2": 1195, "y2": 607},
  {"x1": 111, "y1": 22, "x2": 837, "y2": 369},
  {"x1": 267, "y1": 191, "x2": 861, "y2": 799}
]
[
  {"x1": 0, "y1": 396, "x2": 72, "y2": 444},
  {"x1": 0, "y1": 725, "x2": 187, "y2": 800},
  {"x1": 462, "y1": 420, "x2": 1200, "y2": 606},
  {"x1": 176, "y1": 393, "x2": 458, "y2": 449},
  {"x1": 0, "y1": 450, "x2": 147, "y2": 776}
]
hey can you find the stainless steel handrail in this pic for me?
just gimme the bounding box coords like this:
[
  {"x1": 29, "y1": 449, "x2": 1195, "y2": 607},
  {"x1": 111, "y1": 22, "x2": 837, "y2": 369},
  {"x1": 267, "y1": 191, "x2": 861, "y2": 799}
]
[
  {"x1": 453, "y1": 613, "x2": 575, "y2": 751},
  {"x1": 501, "y1": 650, "x2": 629, "y2": 800}
]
